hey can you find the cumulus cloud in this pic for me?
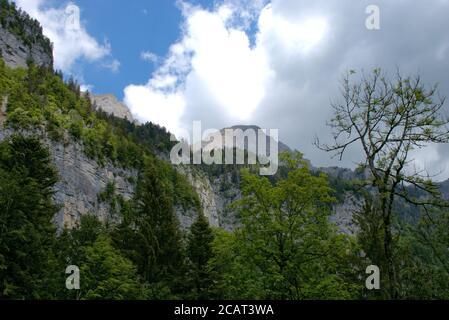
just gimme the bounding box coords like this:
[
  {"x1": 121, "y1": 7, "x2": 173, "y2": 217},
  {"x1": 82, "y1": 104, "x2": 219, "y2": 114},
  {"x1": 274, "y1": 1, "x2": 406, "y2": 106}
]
[
  {"x1": 15, "y1": 0, "x2": 116, "y2": 75},
  {"x1": 125, "y1": 3, "x2": 274, "y2": 137},
  {"x1": 125, "y1": 0, "x2": 449, "y2": 178}
]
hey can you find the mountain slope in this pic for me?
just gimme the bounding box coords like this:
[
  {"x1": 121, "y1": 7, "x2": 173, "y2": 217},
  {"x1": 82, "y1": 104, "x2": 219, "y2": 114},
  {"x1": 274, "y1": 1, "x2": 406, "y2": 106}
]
[{"x1": 0, "y1": 0, "x2": 53, "y2": 68}]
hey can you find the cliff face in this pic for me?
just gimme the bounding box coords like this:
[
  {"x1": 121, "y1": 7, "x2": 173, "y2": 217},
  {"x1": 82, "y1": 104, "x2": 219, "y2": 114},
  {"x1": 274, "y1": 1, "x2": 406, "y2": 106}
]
[
  {"x1": 50, "y1": 136, "x2": 136, "y2": 230},
  {"x1": 0, "y1": 2, "x2": 53, "y2": 68},
  {"x1": 0, "y1": 127, "x2": 136, "y2": 230},
  {"x1": 0, "y1": 25, "x2": 52, "y2": 68},
  {"x1": 177, "y1": 166, "x2": 223, "y2": 228}
]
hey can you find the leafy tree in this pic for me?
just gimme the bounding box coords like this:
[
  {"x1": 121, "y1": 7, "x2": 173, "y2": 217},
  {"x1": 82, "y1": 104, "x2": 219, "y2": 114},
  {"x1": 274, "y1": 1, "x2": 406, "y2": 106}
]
[
  {"x1": 230, "y1": 152, "x2": 361, "y2": 299},
  {"x1": 80, "y1": 235, "x2": 144, "y2": 300},
  {"x1": 395, "y1": 209, "x2": 449, "y2": 299},
  {"x1": 207, "y1": 228, "x2": 266, "y2": 299},
  {"x1": 317, "y1": 69, "x2": 449, "y2": 298},
  {"x1": 55, "y1": 215, "x2": 146, "y2": 300}
]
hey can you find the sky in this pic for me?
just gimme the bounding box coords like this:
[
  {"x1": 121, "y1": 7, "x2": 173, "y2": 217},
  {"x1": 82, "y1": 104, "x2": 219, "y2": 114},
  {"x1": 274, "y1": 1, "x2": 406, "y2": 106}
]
[{"x1": 13, "y1": 0, "x2": 449, "y2": 179}]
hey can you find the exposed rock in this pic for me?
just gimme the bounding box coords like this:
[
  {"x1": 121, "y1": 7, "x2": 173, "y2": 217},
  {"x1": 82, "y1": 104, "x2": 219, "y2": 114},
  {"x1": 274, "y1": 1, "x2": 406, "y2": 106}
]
[
  {"x1": 226, "y1": 125, "x2": 292, "y2": 154},
  {"x1": 0, "y1": 25, "x2": 53, "y2": 69},
  {"x1": 51, "y1": 137, "x2": 137, "y2": 230},
  {"x1": 330, "y1": 193, "x2": 361, "y2": 235},
  {"x1": 0, "y1": 128, "x2": 137, "y2": 230},
  {"x1": 176, "y1": 160, "x2": 365, "y2": 234},
  {"x1": 201, "y1": 124, "x2": 292, "y2": 157},
  {"x1": 177, "y1": 166, "x2": 220, "y2": 228},
  {"x1": 90, "y1": 94, "x2": 134, "y2": 121}
]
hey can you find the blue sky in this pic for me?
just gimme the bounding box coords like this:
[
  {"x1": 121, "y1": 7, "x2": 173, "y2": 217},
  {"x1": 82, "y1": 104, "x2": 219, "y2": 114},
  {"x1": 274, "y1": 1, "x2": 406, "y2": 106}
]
[
  {"x1": 13, "y1": 0, "x2": 449, "y2": 176},
  {"x1": 49, "y1": 0, "x2": 214, "y2": 99}
]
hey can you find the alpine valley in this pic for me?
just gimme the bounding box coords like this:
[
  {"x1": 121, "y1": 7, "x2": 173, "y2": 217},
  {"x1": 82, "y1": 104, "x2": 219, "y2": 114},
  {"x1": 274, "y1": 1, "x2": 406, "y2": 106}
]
[{"x1": 1, "y1": 0, "x2": 448, "y2": 300}]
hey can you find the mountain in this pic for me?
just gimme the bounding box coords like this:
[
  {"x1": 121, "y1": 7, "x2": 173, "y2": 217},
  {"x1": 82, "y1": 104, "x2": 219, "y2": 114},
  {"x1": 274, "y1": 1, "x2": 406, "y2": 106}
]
[
  {"x1": 90, "y1": 93, "x2": 134, "y2": 122},
  {"x1": 2, "y1": 3, "x2": 449, "y2": 300},
  {"x1": 202, "y1": 124, "x2": 292, "y2": 156},
  {"x1": 1, "y1": 0, "x2": 445, "y2": 235},
  {"x1": 0, "y1": 11, "x2": 363, "y2": 234},
  {"x1": 0, "y1": 11, "x2": 201, "y2": 231}
]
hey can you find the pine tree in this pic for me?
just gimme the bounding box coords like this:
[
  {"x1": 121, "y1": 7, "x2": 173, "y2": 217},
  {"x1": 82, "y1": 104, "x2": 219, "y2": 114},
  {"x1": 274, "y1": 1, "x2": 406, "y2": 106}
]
[
  {"x1": 0, "y1": 136, "x2": 60, "y2": 299},
  {"x1": 113, "y1": 158, "x2": 186, "y2": 298},
  {"x1": 187, "y1": 213, "x2": 214, "y2": 299},
  {"x1": 137, "y1": 159, "x2": 184, "y2": 280}
]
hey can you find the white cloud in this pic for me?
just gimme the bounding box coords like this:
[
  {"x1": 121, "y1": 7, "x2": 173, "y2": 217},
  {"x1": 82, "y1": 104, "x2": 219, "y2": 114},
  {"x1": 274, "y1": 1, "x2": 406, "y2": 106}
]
[
  {"x1": 124, "y1": 85, "x2": 186, "y2": 138},
  {"x1": 258, "y1": 5, "x2": 328, "y2": 55},
  {"x1": 15, "y1": 0, "x2": 116, "y2": 75},
  {"x1": 125, "y1": 0, "x2": 449, "y2": 176},
  {"x1": 124, "y1": 2, "x2": 329, "y2": 138},
  {"x1": 140, "y1": 51, "x2": 159, "y2": 64},
  {"x1": 80, "y1": 84, "x2": 94, "y2": 92},
  {"x1": 101, "y1": 59, "x2": 121, "y2": 73}
]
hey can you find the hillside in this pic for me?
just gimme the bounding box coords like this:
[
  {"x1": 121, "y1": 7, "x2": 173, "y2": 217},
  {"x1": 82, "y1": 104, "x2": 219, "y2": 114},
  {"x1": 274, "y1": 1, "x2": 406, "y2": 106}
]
[{"x1": 0, "y1": 0, "x2": 52, "y2": 68}]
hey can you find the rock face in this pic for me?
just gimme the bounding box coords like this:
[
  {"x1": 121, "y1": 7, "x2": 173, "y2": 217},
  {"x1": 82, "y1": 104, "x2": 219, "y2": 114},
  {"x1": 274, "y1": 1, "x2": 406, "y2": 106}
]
[
  {"x1": 91, "y1": 94, "x2": 134, "y2": 121},
  {"x1": 51, "y1": 137, "x2": 137, "y2": 230},
  {"x1": 177, "y1": 166, "x2": 242, "y2": 231},
  {"x1": 0, "y1": 25, "x2": 53, "y2": 69},
  {"x1": 331, "y1": 193, "x2": 361, "y2": 235},
  {"x1": 0, "y1": 128, "x2": 137, "y2": 230},
  {"x1": 178, "y1": 166, "x2": 220, "y2": 228}
]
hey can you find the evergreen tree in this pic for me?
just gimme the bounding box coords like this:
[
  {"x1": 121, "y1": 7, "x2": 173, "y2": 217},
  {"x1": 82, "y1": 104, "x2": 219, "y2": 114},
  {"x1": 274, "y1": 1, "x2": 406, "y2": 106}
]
[
  {"x1": 113, "y1": 158, "x2": 187, "y2": 298},
  {"x1": 187, "y1": 213, "x2": 214, "y2": 299},
  {"x1": 0, "y1": 136, "x2": 60, "y2": 299}
]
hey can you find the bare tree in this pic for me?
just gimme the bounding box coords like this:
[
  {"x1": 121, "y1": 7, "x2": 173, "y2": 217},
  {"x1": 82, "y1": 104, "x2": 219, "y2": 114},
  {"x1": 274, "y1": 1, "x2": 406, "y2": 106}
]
[{"x1": 316, "y1": 68, "x2": 449, "y2": 298}]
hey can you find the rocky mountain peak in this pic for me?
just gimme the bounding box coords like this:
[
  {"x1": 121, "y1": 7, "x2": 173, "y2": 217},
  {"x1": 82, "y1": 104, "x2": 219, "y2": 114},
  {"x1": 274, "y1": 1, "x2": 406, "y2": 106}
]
[
  {"x1": 90, "y1": 94, "x2": 134, "y2": 122},
  {"x1": 202, "y1": 124, "x2": 292, "y2": 155}
]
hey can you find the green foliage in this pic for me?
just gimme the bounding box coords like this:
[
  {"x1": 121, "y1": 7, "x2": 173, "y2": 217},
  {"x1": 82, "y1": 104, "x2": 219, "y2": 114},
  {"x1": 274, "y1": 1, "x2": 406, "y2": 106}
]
[
  {"x1": 321, "y1": 69, "x2": 449, "y2": 298},
  {"x1": 80, "y1": 235, "x2": 144, "y2": 300},
  {"x1": 2, "y1": 41, "x2": 449, "y2": 300},
  {"x1": 394, "y1": 209, "x2": 449, "y2": 299},
  {"x1": 186, "y1": 213, "x2": 215, "y2": 299},
  {"x1": 56, "y1": 215, "x2": 145, "y2": 300},
  {"x1": 0, "y1": 135, "x2": 60, "y2": 299},
  {"x1": 111, "y1": 158, "x2": 188, "y2": 299},
  {"x1": 0, "y1": 62, "x2": 199, "y2": 211},
  {"x1": 218, "y1": 152, "x2": 363, "y2": 299},
  {"x1": 208, "y1": 228, "x2": 266, "y2": 299}
]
